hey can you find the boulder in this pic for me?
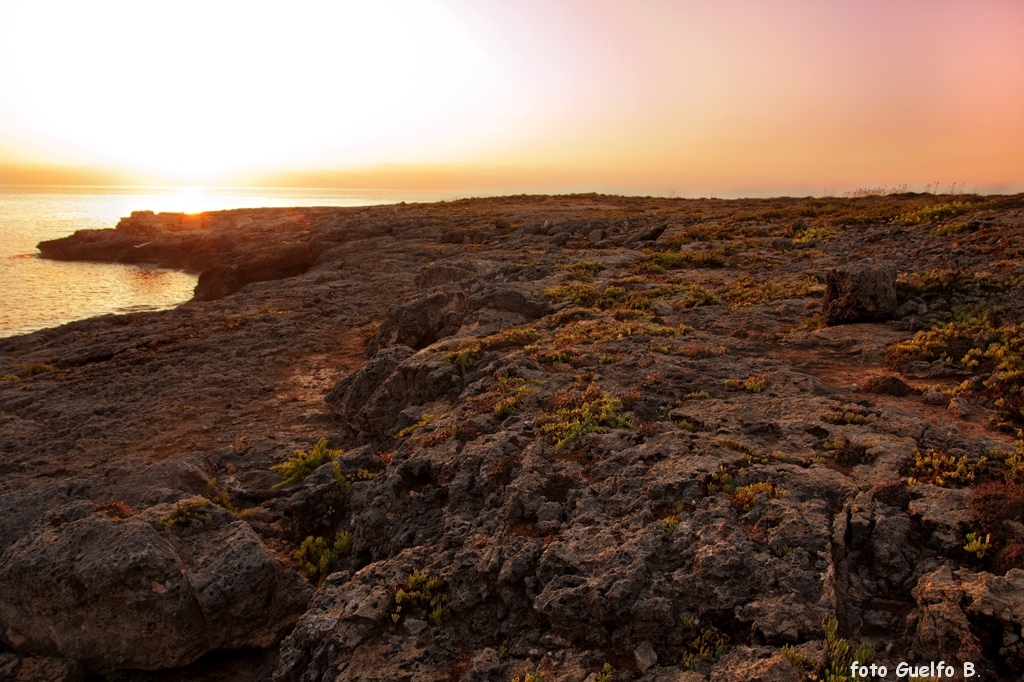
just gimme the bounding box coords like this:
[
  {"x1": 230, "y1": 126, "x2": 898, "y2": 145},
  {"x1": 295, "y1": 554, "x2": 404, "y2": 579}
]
[
  {"x1": 860, "y1": 375, "x2": 913, "y2": 397},
  {"x1": 821, "y1": 265, "x2": 897, "y2": 325},
  {"x1": 326, "y1": 347, "x2": 460, "y2": 439},
  {"x1": 0, "y1": 501, "x2": 312, "y2": 671}
]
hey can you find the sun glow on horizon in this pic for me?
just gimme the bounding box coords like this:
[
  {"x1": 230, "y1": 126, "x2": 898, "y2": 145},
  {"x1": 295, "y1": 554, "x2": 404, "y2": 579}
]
[{"x1": 1, "y1": 0, "x2": 1022, "y2": 194}]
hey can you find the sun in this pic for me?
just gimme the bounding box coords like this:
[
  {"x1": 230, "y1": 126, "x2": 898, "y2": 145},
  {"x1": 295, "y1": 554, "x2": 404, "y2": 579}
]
[{"x1": 0, "y1": 1, "x2": 504, "y2": 183}]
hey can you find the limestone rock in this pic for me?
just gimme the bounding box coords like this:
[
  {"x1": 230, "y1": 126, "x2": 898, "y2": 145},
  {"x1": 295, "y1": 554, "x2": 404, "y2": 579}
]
[
  {"x1": 0, "y1": 502, "x2": 311, "y2": 671},
  {"x1": 821, "y1": 265, "x2": 897, "y2": 325}
]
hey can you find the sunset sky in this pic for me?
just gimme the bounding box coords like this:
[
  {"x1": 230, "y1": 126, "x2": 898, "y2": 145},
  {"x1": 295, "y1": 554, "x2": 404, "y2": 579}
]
[{"x1": 0, "y1": 0, "x2": 1022, "y2": 196}]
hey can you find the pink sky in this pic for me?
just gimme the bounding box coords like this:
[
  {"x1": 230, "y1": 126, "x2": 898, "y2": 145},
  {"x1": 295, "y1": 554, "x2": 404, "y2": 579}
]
[{"x1": 0, "y1": 0, "x2": 1021, "y2": 195}]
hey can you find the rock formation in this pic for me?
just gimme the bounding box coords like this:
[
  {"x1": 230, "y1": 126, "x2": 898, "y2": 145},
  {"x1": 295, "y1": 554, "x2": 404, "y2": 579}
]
[{"x1": 3, "y1": 193, "x2": 1024, "y2": 680}]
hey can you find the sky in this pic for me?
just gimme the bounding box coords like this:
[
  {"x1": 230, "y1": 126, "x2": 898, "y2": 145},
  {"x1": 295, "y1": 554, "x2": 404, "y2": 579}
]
[{"x1": 0, "y1": 0, "x2": 1022, "y2": 196}]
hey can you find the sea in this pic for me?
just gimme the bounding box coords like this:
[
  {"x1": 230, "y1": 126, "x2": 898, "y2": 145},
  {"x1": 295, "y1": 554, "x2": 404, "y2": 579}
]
[{"x1": 0, "y1": 186, "x2": 461, "y2": 339}]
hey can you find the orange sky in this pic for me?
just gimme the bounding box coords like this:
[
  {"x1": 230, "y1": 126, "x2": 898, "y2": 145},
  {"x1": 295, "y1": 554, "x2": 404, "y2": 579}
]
[{"x1": 0, "y1": 0, "x2": 1021, "y2": 196}]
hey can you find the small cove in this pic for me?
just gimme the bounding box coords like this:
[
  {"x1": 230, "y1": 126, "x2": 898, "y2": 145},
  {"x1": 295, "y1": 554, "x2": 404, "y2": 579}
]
[{"x1": 0, "y1": 186, "x2": 458, "y2": 338}]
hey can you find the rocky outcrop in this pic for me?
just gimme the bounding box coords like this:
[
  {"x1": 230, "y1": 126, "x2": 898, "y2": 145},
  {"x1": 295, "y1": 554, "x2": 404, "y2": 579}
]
[
  {"x1": 0, "y1": 501, "x2": 311, "y2": 670},
  {"x1": 9, "y1": 194, "x2": 1024, "y2": 679},
  {"x1": 821, "y1": 265, "x2": 897, "y2": 325},
  {"x1": 366, "y1": 291, "x2": 468, "y2": 356}
]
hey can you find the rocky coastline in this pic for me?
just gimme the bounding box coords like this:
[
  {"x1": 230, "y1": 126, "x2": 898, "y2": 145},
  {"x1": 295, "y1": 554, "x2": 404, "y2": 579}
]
[{"x1": 3, "y1": 193, "x2": 1024, "y2": 681}]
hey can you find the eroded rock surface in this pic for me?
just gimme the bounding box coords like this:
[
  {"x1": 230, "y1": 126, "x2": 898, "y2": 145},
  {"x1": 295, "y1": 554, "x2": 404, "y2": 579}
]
[{"x1": 5, "y1": 194, "x2": 1024, "y2": 680}]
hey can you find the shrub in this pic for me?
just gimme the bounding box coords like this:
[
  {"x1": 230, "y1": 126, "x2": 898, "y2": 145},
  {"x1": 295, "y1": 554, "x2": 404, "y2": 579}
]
[
  {"x1": 894, "y1": 200, "x2": 972, "y2": 225},
  {"x1": 294, "y1": 531, "x2": 353, "y2": 586},
  {"x1": 680, "y1": 620, "x2": 729, "y2": 669},
  {"x1": 561, "y1": 261, "x2": 606, "y2": 282},
  {"x1": 271, "y1": 438, "x2": 343, "y2": 487},
  {"x1": 389, "y1": 569, "x2": 451, "y2": 626},
  {"x1": 896, "y1": 269, "x2": 1006, "y2": 302},
  {"x1": 632, "y1": 248, "x2": 728, "y2": 274},
  {"x1": 726, "y1": 275, "x2": 818, "y2": 307},
  {"x1": 906, "y1": 448, "x2": 981, "y2": 487}
]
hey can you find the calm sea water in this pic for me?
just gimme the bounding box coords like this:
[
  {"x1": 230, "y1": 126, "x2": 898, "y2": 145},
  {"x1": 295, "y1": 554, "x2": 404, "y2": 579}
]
[{"x1": 0, "y1": 186, "x2": 460, "y2": 338}]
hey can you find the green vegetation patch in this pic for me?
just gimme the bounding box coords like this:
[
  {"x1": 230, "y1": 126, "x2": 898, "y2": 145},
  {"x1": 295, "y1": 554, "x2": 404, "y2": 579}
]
[
  {"x1": 539, "y1": 384, "x2": 634, "y2": 451},
  {"x1": 895, "y1": 200, "x2": 973, "y2": 225},
  {"x1": 906, "y1": 447, "x2": 982, "y2": 487},
  {"x1": 896, "y1": 269, "x2": 1007, "y2": 302},
  {"x1": 159, "y1": 499, "x2": 212, "y2": 529},
  {"x1": 294, "y1": 531, "x2": 353, "y2": 586},
  {"x1": 888, "y1": 317, "x2": 1024, "y2": 423},
  {"x1": 389, "y1": 569, "x2": 451, "y2": 627},
  {"x1": 561, "y1": 261, "x2": 606, "y2": 282},
  {"x1": 271, "y1": 437, "x2": 343, "y2": 487},
  {"x1": 726, "y1": 275, "x2": 819, "y2": 307},
  {"x1": 631, "y1": 248, "x2": 728, "y2": 274}
]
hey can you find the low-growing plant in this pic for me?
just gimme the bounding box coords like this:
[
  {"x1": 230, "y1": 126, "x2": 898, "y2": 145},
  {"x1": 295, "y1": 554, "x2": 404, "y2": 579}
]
[
  {"x1": 724, "y1": 375, "x2": 770, "y2": 393},
  {"x1": 202, "y1": 478, "x2": 257, "y2": 517},
  {"x1": 93, "y1": 501, "x2": 135, "y2": 519},
  {"x1": 561, "y1": 260, "x2": 606, "y2": 282},
  {"x1": 963, "y1": 531, "x2": 991, "y2": 559},
  {"x1": 896, "y1": 269, "x2": 1006, "y2": 302},
  {"x1": 726, "y1": 276, "x2": 818, "y2": 307},
  {"x1": 271, "y1": 438, "x2": 343, "y2": 487},
  {"x1": 389, "y1": 569, "x2": 451, "y2": 627},
  {"x1": 15, "y1": 363, "x2": 55, "y2": 377},
  {"x1": 295, "y1": 531, "x2": 353, "y2": 586},
  {"x1": 906, "y1": 448, "x2": 981, "y2": 487},
  {"x1": 539, "y1": 384, "x2": 634, "y2": 451},
  {"x1": 707, "y1": 464, "x2": 743, "y2": 494},
  {"x1": 676, "y1": 284, "x2": 721, "y2": 309},
  {"x1": 732, "y1": 481, "x2": 785, "y2": 512},
  {"x1": 395, "y1": 412, "x2": 443, "y2": 439},
  {"x1": 715, "y1": 436, "x2": 756, "y2": 456},
  {"x1": 492, "y1": 376, "x2": 542, "y2": 418},
  {"x1": 632, "y1": 248, "x2": 728, "y2": 274},
  {"x1": 822, "y1": 402, "x2": 875, "y2": 425},
  {"x1": 895, "y1": 200, "x2": 972, "y2": 225},
  {"x1": 820, "y1": 617, "x2": 875, "y2": 682},
  {"x1": 159, "y1": 499, "x2": 212, "y2": 529},
  {"x1": 823, "y1": 436, "x2": 872, "y2": 467},
  {"x1": 663, "y1": 514, "x2": 680, "y2": 534},
  {"x1": 680, "y1": 622, "x2": 729, "y2": 668}
]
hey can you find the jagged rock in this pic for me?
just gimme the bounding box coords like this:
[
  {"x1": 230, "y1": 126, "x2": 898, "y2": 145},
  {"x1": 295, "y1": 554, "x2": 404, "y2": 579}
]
[
  {"x1": 949, "y1": 397, "x2": 971, "y2": 418},
  {"x1": 623, "y1": 222, "x2": 668, "y2": 247},
  {"x1": 193, "y1": 242, "x2": 319, "y2": 301},
  {"x1": 415, "y1": 262, "x2": 477, "y2": 289},
  {"x1": 922, "y1": 389, "x2": 946, "y2": 405},
  {"x1": 326, "y1": 347, "x2": 460, "y2": 439},
  {"x1": 325, "y1": 345, "x2": 416, "y2": 423},
  {"x1": 635, "y1": 641, "x2": 658, "y2": 672},
  {"x1": 910, "y1": 567, "x2": 988, "y2": 673},
  {"x1": 0, "y1": 501, "x2": 312, "y2": 671},
  {"x1": 821, "y1": 265, "x2": 897, "y2": 325},
  {"x1": 366, "y1": 291, "x2": 467, "y2": 356}
]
